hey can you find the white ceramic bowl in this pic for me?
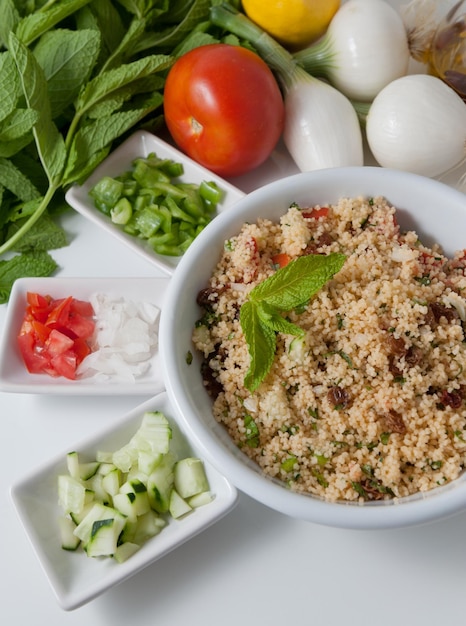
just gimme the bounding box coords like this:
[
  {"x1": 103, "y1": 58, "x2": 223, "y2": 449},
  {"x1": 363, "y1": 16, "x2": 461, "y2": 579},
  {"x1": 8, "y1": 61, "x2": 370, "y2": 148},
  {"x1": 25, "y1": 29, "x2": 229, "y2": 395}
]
[
  {"x1": 160, "y1": 166, "x2": 466, "y2": 530},
  {"x1": 65, "y1": 131, "x2": 245, "y2": 275},
  {"x1": 0, "y1": 277, "x2": 169, "y2": 395},
  {"x1": 10, "y1": 392, "x2": 238, "y2": 611}
]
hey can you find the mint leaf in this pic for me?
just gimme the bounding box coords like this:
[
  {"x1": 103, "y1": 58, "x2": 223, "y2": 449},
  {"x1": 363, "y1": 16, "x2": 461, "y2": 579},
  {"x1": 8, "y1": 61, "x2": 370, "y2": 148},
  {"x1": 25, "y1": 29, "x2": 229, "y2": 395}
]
[
  {"x1": 240, "y1": 253, "x2": 346, "y2": 392},
  {"x1": 78, "y1": 0, "x2": 126, "y2": 59},
  {"x1": 250, "y1": 253, "x2": 346, "y2": 311},
  {"x1": 0, "y1": 136, "x2": 32, "y2": 158},
  {"x1": 0, "y1": 0, "x2": 20, "y2": 50},
  {"x1": 0, "y1": 158, "x2": 41, "y2": 202},
  {"x1": 0, "y1": 108, "x2": 39, "y2": 141},
  {"x1": 8, "y1": 213, "x2": 68, "y2": 253},
  {"x1": 240, "y1": 300, "x2": 277, "y2": 393},
  {"x1": 14, "y1": 0, "x2": 92, "y2": 46},
  {"x1": 76, "y1": 54, "x2": 172, "y2": 114},
  {"x1": 257, "y1": 300, "x2": 304, "y2": 337},
  {"x1": 0, "y1": 250, "x2": 58, "y2": 303},
  {"x1": 9, "y1": 32, "x2": 67, "y2": 185},
  {"x1": 0, "y1": 52, "x2": 20, "y2": 123},
  {"x1": 62, "y1": 93, "x2": 163, "y2": 184},
  {"x1": 33, "y1": 28, "x2": 101, "y2": 118},
  {"x1": 133, "y1": 0, "x2": 212, "y2": 53}
]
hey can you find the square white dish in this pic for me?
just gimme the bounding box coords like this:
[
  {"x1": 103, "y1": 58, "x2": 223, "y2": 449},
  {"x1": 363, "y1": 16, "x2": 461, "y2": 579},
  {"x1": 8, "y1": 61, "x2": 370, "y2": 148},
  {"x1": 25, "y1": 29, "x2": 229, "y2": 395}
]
[
  {"x1": 65, "y1": 131, "x2": 245, "y2": 275},
  {"x1": 10, "y1": 392, "x2": 238, "y2": 611},
  {"x1": 0, "y1": 276, "x2": 169, "y2": 395}
]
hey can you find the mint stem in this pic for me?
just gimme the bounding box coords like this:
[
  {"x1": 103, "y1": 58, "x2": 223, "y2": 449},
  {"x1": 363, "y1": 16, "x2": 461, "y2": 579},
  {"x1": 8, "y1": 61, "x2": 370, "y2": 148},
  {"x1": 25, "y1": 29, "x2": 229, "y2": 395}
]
[{"x1": 0, "y1": 184, "x2": 58, "y2": 256}]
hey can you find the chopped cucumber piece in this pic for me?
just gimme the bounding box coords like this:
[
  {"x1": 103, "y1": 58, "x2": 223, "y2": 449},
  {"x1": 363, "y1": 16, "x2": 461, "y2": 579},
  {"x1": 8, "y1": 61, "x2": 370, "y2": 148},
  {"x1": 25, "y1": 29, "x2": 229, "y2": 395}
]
[
  {"x1": 147, "y1": 451, "x2": 176, "y2": 514},
  {"x1": 79, "y1": 461, "x2": 101, "y2": 481},
  {"x1": 114, "y1": 542, "x2": 140, "y2": 563},
  {"x1": 132, "y1": 510, "x2": 166, "y2": 545},
  {"x1": 97, "y1": 462, "x2": 116, "y2": 476},
  {"x1": 66, "y1": 451, "x2": 80, "y2": 479},
  {"x1": 113, "y1": 479, "x2": 150, "y2": 519},
  {"x1": 112, "y1": 443, "x2": 138, "y2": 473},
  {"x1": 130, "y1": 411, "x2": 172, "y2": 455},
  {"x1": 188, "y1": 491, "x2": 214, "y2": 508},
  {"x1": 174, "y1": 458, "x2": 209, "y2": 499},
  {"x1": 169, "y1": 489, "x2": 192, "y2": 519},
  {"x1": 86, "y1": 512, "x2": 126, "y2": 558},
  {"x1": 102, "y1": 467, "x2": 121, "y2": 496},
  {"x1": 138, "y1": 450, "x2": 163, "y2": 475},
  {"x1": 58, "y1": 474, "x2": 86, "y2": 514},
  {"x1": 85, "y1": 472, "x2": 109, "y2": 504},
  {"x1": 66, "y1": 452, "x2": 100, "y2": 480},
  {"x1": 58, "y1": 516, "x2": 81, "y2": 551},
  {"x1": 73, "y1": 502, "x2": 110, "y2": 544},
  {"x1": 96, "y1": 450, "x2": 113, "y2": 463},
  {"x1": 70, "y1": 501, "x2": 94, "y2": 525}
]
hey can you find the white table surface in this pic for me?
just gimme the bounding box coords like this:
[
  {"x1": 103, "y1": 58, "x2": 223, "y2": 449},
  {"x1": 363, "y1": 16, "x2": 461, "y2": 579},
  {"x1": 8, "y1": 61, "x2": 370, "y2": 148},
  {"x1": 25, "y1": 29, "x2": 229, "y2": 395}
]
[{"x1": 3, "y1": 2, "x2": 466, "y2": 623}]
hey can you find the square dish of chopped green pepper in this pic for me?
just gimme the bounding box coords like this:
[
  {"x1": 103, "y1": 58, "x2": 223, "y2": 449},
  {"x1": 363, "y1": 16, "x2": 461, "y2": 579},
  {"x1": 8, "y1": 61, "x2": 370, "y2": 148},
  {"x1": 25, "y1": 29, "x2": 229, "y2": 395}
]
[{"x1": 65, "y1": 131, "x2": 245, "y2": 276}]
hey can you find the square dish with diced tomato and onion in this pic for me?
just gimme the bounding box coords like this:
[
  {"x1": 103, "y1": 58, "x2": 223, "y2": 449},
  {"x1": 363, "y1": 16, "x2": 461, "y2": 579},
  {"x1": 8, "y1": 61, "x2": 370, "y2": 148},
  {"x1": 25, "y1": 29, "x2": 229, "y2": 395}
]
[{"x1": 0, "y1": 276, "x2": 169, "y2": 395}]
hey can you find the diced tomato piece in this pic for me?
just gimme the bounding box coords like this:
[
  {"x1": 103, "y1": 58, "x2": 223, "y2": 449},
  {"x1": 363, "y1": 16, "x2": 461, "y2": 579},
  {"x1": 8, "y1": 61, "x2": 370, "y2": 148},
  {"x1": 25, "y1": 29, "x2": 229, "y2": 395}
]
[
  {"x1": 19, "y1": 318, "x2": 34, "y2": 336},
  {"x1": 51, "y1": 351, "x2": 78, "y2": 380},
  {"x1": 17, "y1": 333, "x2": 51, "y2": 374},
  {"x1": 45, "y1": 329, "x2": 75, "y2": 356},
  {"x1": 302, "y1": 207, "x2": 329, "y2": 219},
  {"x1": 73, "y1": 337, "x2": 92, "y2": 364},
  {"x1": 31, "y1": 320, "x2": 51, "y2": 344},
  {"x1": 64, "y1": 312, "x2": 95, "y2": 339},
  {"x1": 272, "y1": 253, "x2": 291, "y2": 268},
  {"x1": 70, "y1": 299, "x2": 94, "y2": 317},
  {"x1": 26, "y1": 292, "x2": 50, "y2": 308},
  {"x1": 45, "y1": 296, "x2": 73, "y2": 329}
]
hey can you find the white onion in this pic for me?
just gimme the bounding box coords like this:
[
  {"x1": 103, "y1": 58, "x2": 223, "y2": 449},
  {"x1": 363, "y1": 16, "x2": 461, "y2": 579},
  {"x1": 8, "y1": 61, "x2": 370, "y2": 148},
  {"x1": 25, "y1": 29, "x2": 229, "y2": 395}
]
[
  {"x1": 294, "y1": 0, "x2": 410, "y2": 101},
  {"x1": 366, "y1": 74, "x2": 466, "y2": 178},
  {"x1": 283, "y1": 69, "x2": 364, "y2": 172},
  {"x1": 77, "y1": 293, "x2": 160, "y2": 382}
]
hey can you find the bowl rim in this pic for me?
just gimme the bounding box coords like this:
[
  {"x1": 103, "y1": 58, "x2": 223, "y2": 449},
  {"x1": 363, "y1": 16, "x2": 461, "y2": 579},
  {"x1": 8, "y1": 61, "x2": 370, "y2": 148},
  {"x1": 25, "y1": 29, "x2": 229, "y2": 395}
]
[{"x1": 160, "y1": 166, "x2": 466, "y2": 530}]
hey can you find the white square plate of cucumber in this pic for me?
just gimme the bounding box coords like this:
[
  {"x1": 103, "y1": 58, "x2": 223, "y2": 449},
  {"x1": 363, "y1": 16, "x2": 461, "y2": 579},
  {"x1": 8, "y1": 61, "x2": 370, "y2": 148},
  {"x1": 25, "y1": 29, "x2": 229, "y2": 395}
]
[{"x1": 10, "y1": 392, "x2": 238, "y2": 611}]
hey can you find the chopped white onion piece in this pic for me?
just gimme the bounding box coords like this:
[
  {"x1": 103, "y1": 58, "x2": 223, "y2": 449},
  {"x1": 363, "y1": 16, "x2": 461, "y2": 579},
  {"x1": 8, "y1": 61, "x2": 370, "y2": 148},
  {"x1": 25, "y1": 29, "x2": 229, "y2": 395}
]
[{"x1": 77, "y1": 293, "x2": 160, "y2": 382}]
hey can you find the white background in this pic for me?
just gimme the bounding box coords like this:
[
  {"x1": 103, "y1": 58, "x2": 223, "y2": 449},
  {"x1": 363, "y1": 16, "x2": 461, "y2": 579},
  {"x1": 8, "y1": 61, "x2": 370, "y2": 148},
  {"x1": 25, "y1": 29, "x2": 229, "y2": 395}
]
[{"x1": 2, "y1": 1, "x2": 466, "y2": 624}]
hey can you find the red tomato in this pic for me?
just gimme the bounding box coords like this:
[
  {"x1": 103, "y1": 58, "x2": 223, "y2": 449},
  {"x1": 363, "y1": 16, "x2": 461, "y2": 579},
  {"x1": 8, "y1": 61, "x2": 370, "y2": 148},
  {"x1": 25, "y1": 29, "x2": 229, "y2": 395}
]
[
  {"x1": 163, "y1": 44, "x2": 285, "y2": 177},
  {"x1": 17, "y1": 292, "x2": 95, "y2": 379}
]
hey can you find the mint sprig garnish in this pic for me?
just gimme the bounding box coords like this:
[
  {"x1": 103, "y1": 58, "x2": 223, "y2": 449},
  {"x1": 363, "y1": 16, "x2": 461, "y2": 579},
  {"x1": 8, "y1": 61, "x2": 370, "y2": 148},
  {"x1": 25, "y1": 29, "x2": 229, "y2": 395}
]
[{"x1": 240, "y1": 253, "x2": 346, "y2": 392}]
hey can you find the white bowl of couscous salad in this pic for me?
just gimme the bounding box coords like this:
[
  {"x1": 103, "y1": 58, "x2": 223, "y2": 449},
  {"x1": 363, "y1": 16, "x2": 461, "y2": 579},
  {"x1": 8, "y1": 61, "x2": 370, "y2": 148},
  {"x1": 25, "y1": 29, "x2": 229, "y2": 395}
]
[{"x1": 160, "y1": 167, "x2": 466, "y2": 530}]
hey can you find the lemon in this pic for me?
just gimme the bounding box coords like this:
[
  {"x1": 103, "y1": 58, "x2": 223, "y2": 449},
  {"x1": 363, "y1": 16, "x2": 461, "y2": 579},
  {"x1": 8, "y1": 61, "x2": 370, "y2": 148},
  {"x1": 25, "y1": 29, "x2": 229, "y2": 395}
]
[{"x1": 242, "y1": 0, "x2": 341, "y2": 50}]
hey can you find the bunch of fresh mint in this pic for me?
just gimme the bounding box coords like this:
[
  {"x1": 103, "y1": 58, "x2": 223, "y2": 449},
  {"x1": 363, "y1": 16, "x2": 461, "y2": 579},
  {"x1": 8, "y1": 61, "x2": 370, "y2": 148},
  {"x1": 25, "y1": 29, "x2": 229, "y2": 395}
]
[{"x1": 0, "y1": 0, "x2": 243, "y2": 303}]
